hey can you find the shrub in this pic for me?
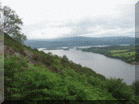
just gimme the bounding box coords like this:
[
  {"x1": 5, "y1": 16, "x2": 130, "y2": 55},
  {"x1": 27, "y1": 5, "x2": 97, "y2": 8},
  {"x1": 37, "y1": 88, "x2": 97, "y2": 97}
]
[
  {"x1": 39, "y1": 51, "x2": 45, "y2": 55},
  {"x1": 61, "y1": 55, "x2": 69, "y2": 63},
  {"x1": 47, "y1": 52, "x2": 53, "y2": 56},
  {"x1": 129, "y1": 80, "x2": 139, "y2": 97},
  {"x1": 105, "y1": 77, "x2": 135, "y2": 100},
  {"x1": 53, "y1": 55, "x2": 59, "y2": 59},
  {"x1": 19, "y1": 47, "x2": 24, "y2": 54},
  {"x1": 44, "y1": 60, "x2": 51, "y2": 66},
  {"x1": 4, "y1": 55, "x2": 29, "y2": 99},
  {"x1": 33, "y1": 48, "x2": 39, "y2": 53},
  {"x1": 89, "y1": 76, "x2": 103, "y2": 87},
  {"x1": 27, "y1": 46, "x2": 31, "y2": 49},
  {"x1": 69, "y1": 60, "x2": 74, "y2": 64}
]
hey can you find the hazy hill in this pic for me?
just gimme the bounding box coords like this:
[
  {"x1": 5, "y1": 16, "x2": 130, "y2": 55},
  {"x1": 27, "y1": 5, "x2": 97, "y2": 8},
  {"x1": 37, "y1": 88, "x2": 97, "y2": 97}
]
[
  {"x1": 26, "y1": 36, "x2": 135, "y2": 42},
  {"x1": 24, "y1": 36, "x2": 135, "y2": 49}
]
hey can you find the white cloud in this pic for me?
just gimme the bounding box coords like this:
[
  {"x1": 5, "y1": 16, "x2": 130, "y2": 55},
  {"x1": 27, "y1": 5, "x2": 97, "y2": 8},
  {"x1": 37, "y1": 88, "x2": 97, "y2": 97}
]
[
  {"x1": 86, "y1": 25, "x2": 104, "y2": 32},
  {"x1": 1, "y1": 0, "x2": 136, "y2": 39},
  {"x1": 27, "y1": 26, "x2": 72, "y2": 39}
]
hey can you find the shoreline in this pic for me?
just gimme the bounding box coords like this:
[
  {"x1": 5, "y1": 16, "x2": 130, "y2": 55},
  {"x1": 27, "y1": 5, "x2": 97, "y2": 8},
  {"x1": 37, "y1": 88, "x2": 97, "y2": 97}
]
[
  {"x1": 38, "y1": 45, "x2": 139, "y2": 66},
  {"x1": 131, "y1": 62, "x2": 139, "y2": 65}
]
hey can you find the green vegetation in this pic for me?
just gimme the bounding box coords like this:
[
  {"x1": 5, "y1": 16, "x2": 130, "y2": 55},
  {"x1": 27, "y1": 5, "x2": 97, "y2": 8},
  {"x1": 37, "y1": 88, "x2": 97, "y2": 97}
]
[
  {"x1": 80, "y1": 44, "x2": 138, "y2": 64},
  {"x1": 3, "y1": 33, "x2": 139, "y2": 103},
  {"x1": 109, "y1": 49, "x2": 130, "y2": 53},
  {"x1": 0, "y1": 4, "x2": 27, "y2": 45},
  {"x1": 1, "y1": 2, "x2": 139, "y2": 103},
  {"x1": 135, "y1": 45, "x2": 139, "y2": 62}
]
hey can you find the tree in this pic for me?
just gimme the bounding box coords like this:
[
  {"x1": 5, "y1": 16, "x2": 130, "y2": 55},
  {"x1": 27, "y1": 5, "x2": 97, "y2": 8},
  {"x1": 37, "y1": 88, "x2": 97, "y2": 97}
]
[
  {"x1": 0, "y1": 2, "x2": 27, "y2": 45},
  {"x1": 61, "y1": 55, "x2": 69, "y2": 63},
  {"x1": 0, "y1": 3, "x2": 3, "y2": 29}
]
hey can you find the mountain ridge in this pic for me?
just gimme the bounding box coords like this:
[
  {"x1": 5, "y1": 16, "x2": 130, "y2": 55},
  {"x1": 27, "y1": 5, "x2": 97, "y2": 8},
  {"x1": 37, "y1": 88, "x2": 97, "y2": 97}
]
[
  {"x1": 26, "y1": 36, "x2": 135, "y2": 41},
  {"x1": 23, "y1": 36, "x2": 136, "y2": 49}
]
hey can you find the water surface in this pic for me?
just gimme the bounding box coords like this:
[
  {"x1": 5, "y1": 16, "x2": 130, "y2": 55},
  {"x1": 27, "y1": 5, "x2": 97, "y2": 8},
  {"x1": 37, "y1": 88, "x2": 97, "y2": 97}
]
[{"x1": 38, "y1": 45, "x2": 135, "y2": 86}]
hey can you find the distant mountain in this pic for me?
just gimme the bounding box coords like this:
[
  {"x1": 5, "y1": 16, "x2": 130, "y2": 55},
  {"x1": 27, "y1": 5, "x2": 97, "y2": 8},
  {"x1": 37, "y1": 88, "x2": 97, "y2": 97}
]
[
  {"x1": 31, "y1": 36, "x2": 135, "y2": 41},
  {"x1": 23, "y1": 36, "x2": 135, "y2": 49}
]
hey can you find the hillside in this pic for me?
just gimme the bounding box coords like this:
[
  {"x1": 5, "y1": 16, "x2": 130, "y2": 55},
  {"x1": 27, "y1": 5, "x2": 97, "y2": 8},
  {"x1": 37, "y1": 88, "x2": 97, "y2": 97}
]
[{"x1": 2, "y1": 33, "x2": 139, "y2": 103}]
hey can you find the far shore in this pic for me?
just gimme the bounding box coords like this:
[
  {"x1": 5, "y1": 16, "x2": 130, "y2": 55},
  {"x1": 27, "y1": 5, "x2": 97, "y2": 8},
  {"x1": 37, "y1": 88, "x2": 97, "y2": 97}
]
[
  {"x1": 131, "y1": 62, "x2": 139, "y2": 65},
  {"x1": 38, "y1": 44, "x2": 139, "y2": 66}
]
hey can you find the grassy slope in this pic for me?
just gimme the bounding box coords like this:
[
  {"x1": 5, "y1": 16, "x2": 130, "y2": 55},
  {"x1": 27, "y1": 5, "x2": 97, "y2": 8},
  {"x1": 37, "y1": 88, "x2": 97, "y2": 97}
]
[{"x1": 3, "y1": 33, "x2": 139, "y2": 103}]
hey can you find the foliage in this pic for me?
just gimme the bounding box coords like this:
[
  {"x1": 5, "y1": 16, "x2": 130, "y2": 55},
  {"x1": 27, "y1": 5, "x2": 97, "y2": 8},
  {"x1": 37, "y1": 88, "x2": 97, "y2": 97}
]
[
  {"x1": 61, "y1": 55, "x2": 69, "y2": 63},
  {"x1": 135, "y1": 45, "x2": 139, "y2": 62},
  {"x1": 129, "y1": 80, "x2": 139, "y2": 97},
  {"x1": 104, "y1": 77, "x2": 135, "y2": 100},
  {"x1": 82, "y1": 44, "x2": 137, "y2": 64},
  {"x1": 4, "y1": 53, "x2": 139, "y2": 103},
  {"x1": 0, "y1": 3, "x2": 27, "y2": 45},
  {"x1": 4, "y1": 55, "x2": 115, "y2": 100},
  {"x1": 3, "y1": 2, "x2": 139, "y2": 103},
  {"x1": 47, "y1": 52, "x2": 53, "y2": 56},
  {"x1": 4, "y1": 33, "x2": 139, "y2": 103}
]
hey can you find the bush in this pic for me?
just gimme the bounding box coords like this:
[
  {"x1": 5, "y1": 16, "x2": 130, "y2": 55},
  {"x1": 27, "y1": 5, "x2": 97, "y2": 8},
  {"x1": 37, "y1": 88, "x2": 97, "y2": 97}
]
[
  {"x1": 27, "y1": 46, "x2": 31, "y2": 49},
  {"x1": 39, "y1": 51, "x2": 45, "y2": 54},
  {"x1": 4, "y1": 55, "x2": 29, "y2": 99},
  {"x1": 105, "y1": 77, "x2": 135, "y2": 100},
  {"x1": 33, "y1": 48, "x2": 39, "y2": 52},
  {"x1": 47, "y1": 52, "x2": 53, "y2": 56},
  {"x1": 69, "y1": 60, "x2": 74, "y2": 64},
  {"x1": 129, "y1": 80, "x2": 139, "y2": 97},
  {"x1": 61, "y1": 55, "x2": 69, "y2": 63},
  {"x1": 53, "y1": 55, "x2": 59, "y2": 59}
]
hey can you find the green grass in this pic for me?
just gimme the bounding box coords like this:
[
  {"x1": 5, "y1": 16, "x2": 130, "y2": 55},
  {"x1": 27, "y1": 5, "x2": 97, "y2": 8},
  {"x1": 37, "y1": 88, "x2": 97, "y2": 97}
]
[
  {"x1": 81, "y1": 45, "x2": 137, "y2": 64},
  {"x1": 111, "y1": 52, "x2": 135, "y2": 57},
  {"x1": 4, "y1": 33, "x2": 139, "y2": 103},
  {"x1": 108, "y1": 49, "x2": 129, "y2": 53}
]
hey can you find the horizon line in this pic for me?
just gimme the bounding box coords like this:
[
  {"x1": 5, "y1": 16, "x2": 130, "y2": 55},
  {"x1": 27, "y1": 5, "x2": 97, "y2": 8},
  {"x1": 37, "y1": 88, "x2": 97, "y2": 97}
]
[{"x1": 26, "y1": 36, "x2": 136, "y2": 40}]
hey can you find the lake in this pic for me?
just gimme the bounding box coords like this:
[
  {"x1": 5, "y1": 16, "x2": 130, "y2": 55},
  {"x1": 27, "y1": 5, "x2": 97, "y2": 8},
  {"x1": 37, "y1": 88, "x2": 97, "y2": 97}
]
[{"x1": 37, "y1": 44, "x2": 136, "y2": 86}]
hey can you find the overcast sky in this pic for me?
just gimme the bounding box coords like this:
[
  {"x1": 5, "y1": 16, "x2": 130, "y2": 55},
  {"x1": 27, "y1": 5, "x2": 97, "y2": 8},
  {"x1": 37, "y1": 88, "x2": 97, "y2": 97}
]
[{"x1": 1, "y1": 0, "x2": 138, "y2": 40}]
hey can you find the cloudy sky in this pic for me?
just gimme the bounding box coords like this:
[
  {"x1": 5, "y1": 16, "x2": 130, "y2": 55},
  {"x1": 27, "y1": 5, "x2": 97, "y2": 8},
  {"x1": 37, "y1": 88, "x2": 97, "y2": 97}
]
[{"x1": 1, "y1": 0, "x2": 138, "y2": 40}]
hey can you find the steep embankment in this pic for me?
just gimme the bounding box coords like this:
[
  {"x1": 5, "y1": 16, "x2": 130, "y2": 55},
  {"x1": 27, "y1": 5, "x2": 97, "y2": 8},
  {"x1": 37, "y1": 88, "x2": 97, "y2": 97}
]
[{"x1": 3, "y1": 33, "x2": 139, "y2": 103}]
